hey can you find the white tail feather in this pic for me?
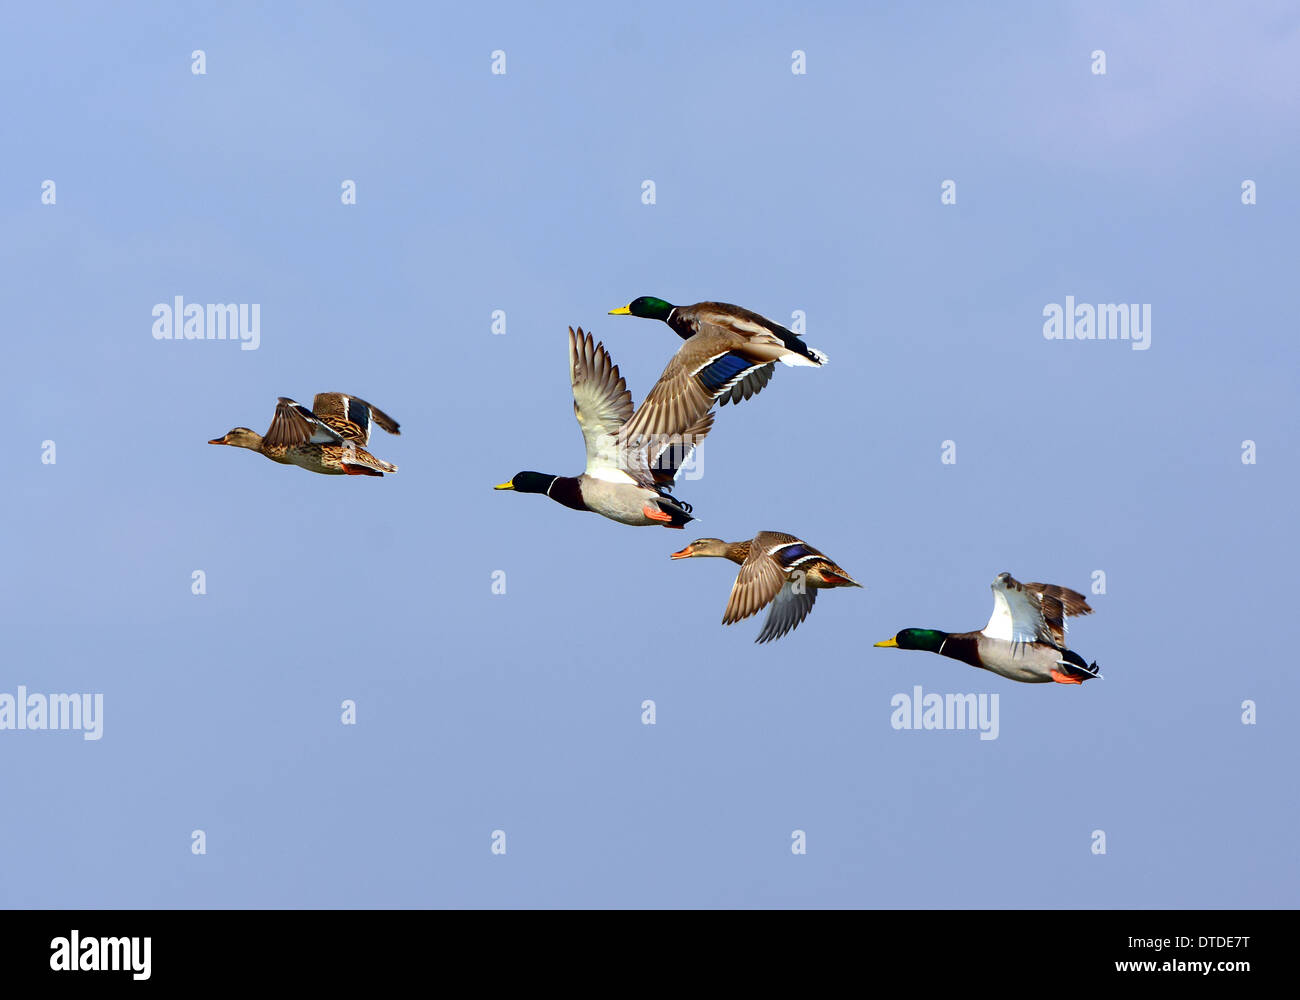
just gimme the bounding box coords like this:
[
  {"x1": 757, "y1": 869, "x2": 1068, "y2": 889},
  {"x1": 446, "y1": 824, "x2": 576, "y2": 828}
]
[{"x1": 779, "y1": 348, "x2": 828, "y2": 368}]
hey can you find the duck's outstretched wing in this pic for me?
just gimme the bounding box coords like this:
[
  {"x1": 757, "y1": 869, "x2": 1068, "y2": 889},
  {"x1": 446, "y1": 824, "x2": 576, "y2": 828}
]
[
  {"x1": 983, "y1": 572, "x2": 1092, "y2": 648},
  {"x1": 569, "y1": 327, "x2": 635, "y2": 478},
  {"x1": 722, "y1": 545, "x2": 788, "y2": 627},
  {"x1": 1024, "y1": 580, "x2": 1093, "y2": 647},
  {"x1": 747, "y1": 533, "x2": 822, "y2": 642},
  {"x1": 755, "y1": 582, "x2": 818, "y2": 644},
  {"x1": 311, "y1": 393, "x2": 400, "y2": 445},
  {"x1": 621, "y1": 321, "x2": 792, "y2": 443},
  {"x1": 263, "y1": 398, "x2": 344, "y2": 448},
  {"x1": 713, "y1": 359, "x2": 775, "y2": 406},
  {"x1": 641, "y1": 410, "x2": 714, "y2": 490}
]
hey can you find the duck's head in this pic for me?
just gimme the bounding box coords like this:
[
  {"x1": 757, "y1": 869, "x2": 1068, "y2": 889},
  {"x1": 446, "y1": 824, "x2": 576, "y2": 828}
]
[
  {"x1": 208, "y1": 427, "x2": 262, "y2": 449},
  {"x1": 670, "y1": 538, "x2": 730, "y2": 559},
  {"x1": 874, "y1": 628, "x2": 947, "y2": 653},
  {"x1": 493, "y1": 471, "x2": 556, "y2": 494},
  {"x1": 609, "y1": 296, "x2": 674, "y2": 321}
]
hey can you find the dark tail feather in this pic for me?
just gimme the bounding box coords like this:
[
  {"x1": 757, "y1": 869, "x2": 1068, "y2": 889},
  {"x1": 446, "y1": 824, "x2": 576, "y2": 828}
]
[
  {"x1": 1061, "y1": 648, "x2": 1102, "y2": 680},
  {"x1": 653, "y1": 495, "x2": 694, "y2": 529}
]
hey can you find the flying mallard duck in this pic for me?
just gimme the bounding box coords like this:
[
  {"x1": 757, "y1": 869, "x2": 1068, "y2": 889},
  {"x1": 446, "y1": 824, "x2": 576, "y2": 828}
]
[
  {"x1": 670, "y1": 532, "x2": 861, "y2": 643},
  {"x1": 209, "y1": 393, "x2": 400, "y2": 476},
  {"x1": 874, "y1": 572, "x2": 1100, "y2": 684},
  {"x1": 608, "y1": 297, "x2": 827, "y2": 413},
  {"x1": 494, "y1": 327, "x2": 713, "y2": 528}
]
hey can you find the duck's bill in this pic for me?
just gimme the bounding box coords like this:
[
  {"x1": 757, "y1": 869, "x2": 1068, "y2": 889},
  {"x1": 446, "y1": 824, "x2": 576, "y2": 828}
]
[
  {"x1": 492, "y1": 481, "x2": 515, "y2": 490},
  {"x1": 669, "y1": 545, "x2": 693, "y2": 559},
  {"x1": 873, "y1": 638, "x2": 899, "y2": 648},
  {"x1": 208, "y1": 437, "x2": 227, "y2": 445},
  {"x1": 607, "y1": 305, "x2": 632, "y2": 315}
]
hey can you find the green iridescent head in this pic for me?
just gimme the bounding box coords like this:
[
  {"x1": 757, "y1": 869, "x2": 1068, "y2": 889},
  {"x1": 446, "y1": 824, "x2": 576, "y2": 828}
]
[
  {"x1": 875, "y1": 628, "x2": 947, "y2": 653},
  {"x1": 609, "y1": 296, "x2": 674, "y2": 321}
]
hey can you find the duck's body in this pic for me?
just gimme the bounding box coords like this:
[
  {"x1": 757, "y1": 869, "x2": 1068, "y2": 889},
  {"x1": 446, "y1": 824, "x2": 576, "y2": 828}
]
[
  {"x1": 671, "y1": 532, "x2": 861, "y2": 643},
  {"x1": 875, "y1": 573, "x2": 1100, "y2": 684},
  {"x1": 209, "y1": 393, "x2": 400, "y2": 476},
  {"x1": 501, "y1": 470, "x2": 696, "y2": 527},
  {"x1": 494, "y1": 327, "x2": 712, "y2": 528},
  {"x1": 574, "y1": 475, "x2": 685, "y2": 526},
  {"x1": 895, "y1": 631, "x2": 1094, "y2": 684},
  {"x1": 609, "y1": 297, "x2": 827, "y2": 411}
]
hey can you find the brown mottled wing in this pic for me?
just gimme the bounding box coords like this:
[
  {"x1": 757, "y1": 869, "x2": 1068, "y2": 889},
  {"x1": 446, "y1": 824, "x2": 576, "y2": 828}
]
[
  {"x1": 622, "y1": 321, "x2": 791, "y2": 442},
  {"x1": 311, "y1": 393, "x2": 401, "y2": 445},
  {"x1": 722, "y1": 544, "x2": 788, "y2": 626},
  {"x1": 752, "y1": 531, "x2": 815, "y2": 555},
  {"x1": 1024, "y1": 581, "x2": 1093, "y2": 647},
  {"x1": 263, "y1": 397, "x2": 343, "y2": 448},
  {"x1": 620, "y1": 338, "x2": 726, "y2": 443},
  {"x1": 744, "y1": 532, "x2": 823, "y2": 642},
  {"x1": 570, "y1": 328, "x2": 635, "y2": 476},
  {"x1": 640, "y1": 410, "x2": 714, "y2": 490}
]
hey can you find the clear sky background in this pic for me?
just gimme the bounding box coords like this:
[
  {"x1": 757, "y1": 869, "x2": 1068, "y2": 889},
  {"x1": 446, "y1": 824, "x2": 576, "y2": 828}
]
[{"x1": 2, "y1": 2, "x2": 1296, "y2": 908}]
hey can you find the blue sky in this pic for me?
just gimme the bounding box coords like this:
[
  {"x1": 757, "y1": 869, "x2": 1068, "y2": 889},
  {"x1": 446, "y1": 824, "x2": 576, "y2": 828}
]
[{"x1": 2, "y1": 1, "x2": 1296, "y2": 907}]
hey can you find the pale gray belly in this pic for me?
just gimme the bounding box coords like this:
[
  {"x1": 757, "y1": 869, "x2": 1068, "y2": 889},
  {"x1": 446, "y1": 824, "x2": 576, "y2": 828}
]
[
  {"x1": 579, "y1": 477, "x2": 658, "y2": 525},
  {"x1": 975, "y1": 638, "x2": 1062, "y2": 683}
]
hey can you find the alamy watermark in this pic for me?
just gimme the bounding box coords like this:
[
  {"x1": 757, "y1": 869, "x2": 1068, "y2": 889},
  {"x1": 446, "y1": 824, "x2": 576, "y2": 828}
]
[
  {"x1": 0, "y1": 686, "x2": 103, "y2": 740},
  {"x1": 50, "y1": 931, "x2": 149, "y2": 980},
  {"x1": 1043, "y1": 297, "x2": 1150, "y2": 351},
  {"x1": 152, "y1": 296, "x2": 260, "y2": 350},
  {"x1": 891, "y1": 685, "x2": 999, "y2": 740}
]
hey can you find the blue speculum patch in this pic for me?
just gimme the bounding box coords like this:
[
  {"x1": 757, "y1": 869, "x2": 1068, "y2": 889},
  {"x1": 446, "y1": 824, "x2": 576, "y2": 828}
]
[
  {"x1": 698, "y1": 353, "x2": 753, "y2": 393},
  {"x1": 774, "y1": 543, "x2": 813, "y2": 564}
]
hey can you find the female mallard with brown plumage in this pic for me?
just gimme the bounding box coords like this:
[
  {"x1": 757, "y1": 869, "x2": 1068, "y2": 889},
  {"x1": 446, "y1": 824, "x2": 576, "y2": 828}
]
[
  {"x1": 874, "y1": 572, "x2": 1101, "y2": 684},
  {"x1": 209, "y1": 393, "x2": 400, "y2": 476},
  {"x1": 608, "y1": 297, "x2": 827, "y2": 411},
  {"x1": 670, "y1": 532, "x2": 861, "y2": 643}
]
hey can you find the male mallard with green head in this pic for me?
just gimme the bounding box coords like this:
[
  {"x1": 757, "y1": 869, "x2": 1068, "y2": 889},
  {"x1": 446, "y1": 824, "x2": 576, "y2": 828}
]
[
  {"x1": 494, "y1": 327, "x2": 713, "y2": 528},
  {"x1": 875, "y1": 572, "x2": 1100, "y2": 684},
  {"x1": 608, "y1": 297, "x2": 827, "y2": 414},
  {"x1": 670, "y1": 531, "x2": 861, "y2": 643},
  {"x1": 209, "y1": 393, "x2": 400, "y2": 476}
]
